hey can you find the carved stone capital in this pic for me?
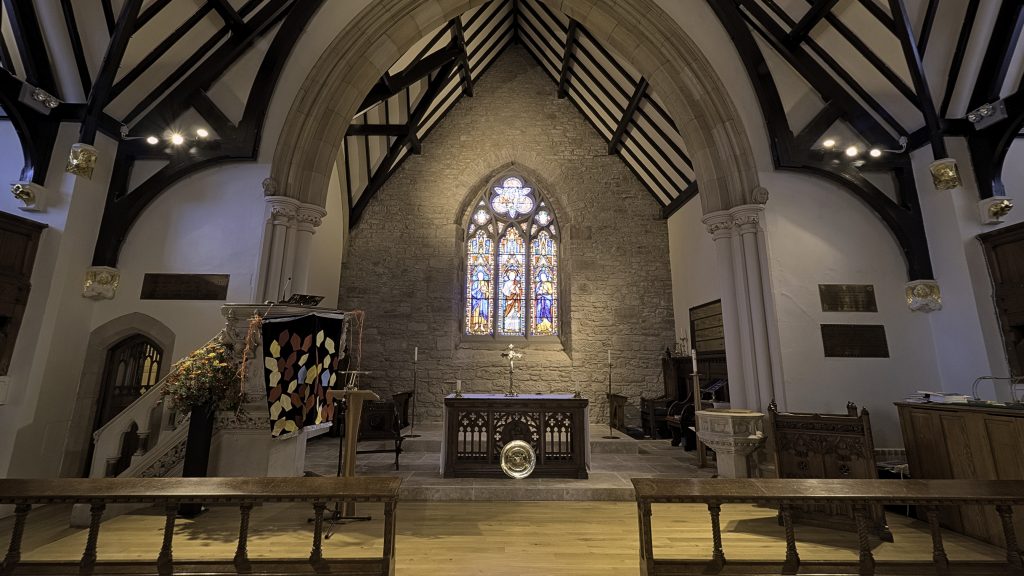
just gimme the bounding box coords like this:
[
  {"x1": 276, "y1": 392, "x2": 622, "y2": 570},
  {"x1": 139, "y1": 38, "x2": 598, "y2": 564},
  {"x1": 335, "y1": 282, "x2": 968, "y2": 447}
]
[
  {"x1": 296, "y1": 204, "x2": 328, "y2": 230},
  {"x1": 979, "y1": 197, "x2": 1013, "y2": 225},
  {"x1": 702, "y1": 211, "x2": 734, "y2": 240},
  {"x1": 266, "y1": 195, "x2": 299, "y2": 224},
  {"x1": 10, "y1": 182, "x2": 45, "y2": 211},
  {"x1": 82, "y1": 266, "x2": 120, "y2": 300},
  {"x1": 929, "y1": 158, "x2": 961, "y2": 191},
  {"x1": 906, "y1": 280, "x2": 942, "y2": 313},
  {"x1": 730, "y1": 204, "x2": 764, "y2": 234},
  {"x1": 66, "y1": 143, "x2": 98, "y2": 179}
]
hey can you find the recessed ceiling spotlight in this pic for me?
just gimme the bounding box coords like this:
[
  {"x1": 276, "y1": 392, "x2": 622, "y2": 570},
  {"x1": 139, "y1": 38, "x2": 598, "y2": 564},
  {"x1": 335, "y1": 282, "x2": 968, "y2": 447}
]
[
  {"x1": 845, "y1": 146, "x2": 859, "y2": 157},
  {"x1": 822, "y1": 138, "x2": 836, "y2": 148},
  {"x1": 146, "y1": 136, "x2": 159, "y2": 145},
  {"x1": 170, "y1": 133, "x2": 185, "y2": 146},
  {"x1": 869, "y1": 148, "x2": 882, "y2": 158},
  {"x1": 196, "y1": 128, "x2": 209, "y2": 138}
]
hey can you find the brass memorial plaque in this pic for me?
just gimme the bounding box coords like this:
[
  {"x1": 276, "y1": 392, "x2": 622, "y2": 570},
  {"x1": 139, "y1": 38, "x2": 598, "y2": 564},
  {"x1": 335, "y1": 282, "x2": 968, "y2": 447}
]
[
  {"x1": 141, "y1": 273, "x2": 230, "y2": 300},
  {"x1": 820, "y1": 324, "x2": 889, "y2": 358},
  {"x1": 819, "y1": 284, "x2": 878, "y2": 312}
]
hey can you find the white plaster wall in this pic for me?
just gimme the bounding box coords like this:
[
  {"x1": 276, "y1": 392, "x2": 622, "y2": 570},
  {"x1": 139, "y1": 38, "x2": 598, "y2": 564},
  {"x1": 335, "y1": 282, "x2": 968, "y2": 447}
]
[
  {"x1": 0, "y1": 127, "x2": 116, "y2": 479},
  {"x1": 667, "y1": 199, "x2": 720, "y2": 344},
  {"x1": 90, "y1": 164, "x2": 268, "y2": 362},
  {"x1": 762, "y1": 171, "x2": 941, "y2": 448},
  {"x1": 913, "y1": 138, "x2": 1024, "y2": 400},
  {"x1": 305, "y1": 164, "x2": 345, "y2": 309}
]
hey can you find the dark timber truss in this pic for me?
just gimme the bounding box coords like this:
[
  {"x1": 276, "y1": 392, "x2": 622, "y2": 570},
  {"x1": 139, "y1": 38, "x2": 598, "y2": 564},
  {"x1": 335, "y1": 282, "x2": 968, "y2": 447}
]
[{"x1": 0, "y1": 0, "x2": 1022, "y2": 275}]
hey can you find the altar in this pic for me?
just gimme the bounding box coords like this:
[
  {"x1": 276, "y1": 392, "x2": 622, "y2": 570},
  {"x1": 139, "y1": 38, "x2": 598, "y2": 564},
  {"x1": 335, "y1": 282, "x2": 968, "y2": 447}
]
[{"x1": 442, "y1": 394, "x2": 589, "y2": 479}]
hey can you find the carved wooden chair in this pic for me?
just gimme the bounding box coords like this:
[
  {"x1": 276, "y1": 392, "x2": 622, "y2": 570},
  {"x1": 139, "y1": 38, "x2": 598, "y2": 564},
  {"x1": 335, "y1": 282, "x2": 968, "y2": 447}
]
[{"x1": 768, "y1": 400, "x2": 893, "y2": 542}]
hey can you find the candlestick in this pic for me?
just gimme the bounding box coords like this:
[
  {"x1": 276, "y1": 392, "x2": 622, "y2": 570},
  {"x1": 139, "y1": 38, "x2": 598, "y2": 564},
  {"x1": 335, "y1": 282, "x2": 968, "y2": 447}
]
[
  {"x1": 414, "y1": 346, "x2": 418, "y2": 362},
  {"x1": 691, "y1": 348, "x2": 697, "y2": 373},
  {"x1": 607, "y1": 349, "x2": 611, "y2": 365}
]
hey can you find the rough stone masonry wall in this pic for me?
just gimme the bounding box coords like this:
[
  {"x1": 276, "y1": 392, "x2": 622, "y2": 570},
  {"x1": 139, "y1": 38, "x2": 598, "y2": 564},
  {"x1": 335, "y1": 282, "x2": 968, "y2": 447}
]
[{"x1": 339, "y1": 46, "x2": 676, "y2": 424}]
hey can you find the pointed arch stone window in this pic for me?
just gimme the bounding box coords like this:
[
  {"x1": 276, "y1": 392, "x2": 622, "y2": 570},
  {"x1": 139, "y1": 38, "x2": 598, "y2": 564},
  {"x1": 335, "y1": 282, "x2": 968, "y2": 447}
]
[{"x1": 464, "y1": 176, "x2": 561, "y2": 340}]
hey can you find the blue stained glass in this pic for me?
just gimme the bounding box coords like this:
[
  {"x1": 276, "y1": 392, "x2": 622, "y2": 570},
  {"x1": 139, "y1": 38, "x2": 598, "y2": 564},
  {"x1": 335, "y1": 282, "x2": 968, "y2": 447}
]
[
  {"x1": 465, "y1": 230, "x2": 493, "y2": 336},
  {"x1": 531, "y1": 231, "x2": 558, "y2": 336},
  {"x1": 498, "y1": 227, "x2": 526, "y2": 336}
]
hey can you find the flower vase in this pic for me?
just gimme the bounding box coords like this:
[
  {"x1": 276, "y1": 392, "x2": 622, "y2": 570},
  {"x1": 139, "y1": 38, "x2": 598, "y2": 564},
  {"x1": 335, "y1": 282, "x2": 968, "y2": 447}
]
[{"x1": 179, "y1": 407, "x2": 215, "y2": 518}]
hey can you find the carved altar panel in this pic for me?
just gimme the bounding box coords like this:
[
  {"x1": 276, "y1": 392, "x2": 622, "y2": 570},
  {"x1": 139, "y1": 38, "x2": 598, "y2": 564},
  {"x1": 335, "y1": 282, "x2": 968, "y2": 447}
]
[{"x1": 444, "y1": 395, "x2": 588, "y2": 478}]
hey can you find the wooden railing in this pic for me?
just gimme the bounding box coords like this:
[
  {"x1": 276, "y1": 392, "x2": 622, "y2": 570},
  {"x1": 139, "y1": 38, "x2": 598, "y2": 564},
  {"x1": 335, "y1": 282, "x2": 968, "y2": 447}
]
[
  {"x1": 1, "y1": 477, "x2": 400, "y2": 576},
  {"x1": 632, "y1": 478, "x2": 1024, "y2": 576}
]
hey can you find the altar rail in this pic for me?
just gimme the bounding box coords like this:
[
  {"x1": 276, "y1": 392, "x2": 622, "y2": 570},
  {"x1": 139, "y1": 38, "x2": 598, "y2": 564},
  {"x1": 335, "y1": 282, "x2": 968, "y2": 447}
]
[
  {"x1": 632, "y1": 478, "x2": 1024, "y2": 576},
  {"x1": 0, "y1": 477, "x2": 400, "y2": 576}
]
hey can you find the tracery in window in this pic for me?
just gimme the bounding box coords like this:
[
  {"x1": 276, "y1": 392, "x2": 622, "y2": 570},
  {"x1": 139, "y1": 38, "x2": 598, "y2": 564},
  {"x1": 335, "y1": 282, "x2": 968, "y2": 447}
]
[{"x1": 464, "y1": 176, "x2": 560, "y2": 338}]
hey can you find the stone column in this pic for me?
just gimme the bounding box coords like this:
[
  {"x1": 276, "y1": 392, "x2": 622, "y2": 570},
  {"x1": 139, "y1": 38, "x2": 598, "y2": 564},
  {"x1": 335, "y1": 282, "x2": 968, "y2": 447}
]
[
  {"x1": 292, "y1": 204, "x2": 328, "y2": 295},
  {"x1": 261, "y1": 196, "x2": 299, "y2": 302},
  {"x1": 702, "y1": 212, "x2": 749, "y2": 408},
  {"x1": 734, "y1": 205, "x2": 776, "y2": 410},
  {"x1": 703, "y1": 200, "x2": 783, "y2": 413}
]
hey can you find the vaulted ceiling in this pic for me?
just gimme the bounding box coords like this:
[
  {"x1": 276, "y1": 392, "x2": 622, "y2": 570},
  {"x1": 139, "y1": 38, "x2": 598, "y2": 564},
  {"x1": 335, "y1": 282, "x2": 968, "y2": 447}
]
[{"x1": 1, "y1": 0, "x2": 1022, "y2": 277}]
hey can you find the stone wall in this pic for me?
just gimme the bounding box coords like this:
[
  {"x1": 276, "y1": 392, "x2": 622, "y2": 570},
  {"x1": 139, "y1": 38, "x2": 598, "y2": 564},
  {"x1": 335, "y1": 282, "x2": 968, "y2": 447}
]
[{"x1": 339, "y1": 47, "x2": 675, "y2": 424}]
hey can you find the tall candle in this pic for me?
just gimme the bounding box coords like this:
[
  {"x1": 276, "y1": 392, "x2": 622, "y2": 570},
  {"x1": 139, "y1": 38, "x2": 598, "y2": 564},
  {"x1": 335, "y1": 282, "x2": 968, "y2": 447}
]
[
  {"x1": 456, "y1": 379, "x2": 462, "y2": 394},
  {"x1": 414, "y1": 346, "x2": 418, "y2": 362},
  {"x1": 607, "y1": 349, "x2": 611, "y2": 365},
  {"x1": 691, "y1": 348, "x2": 697, "y2": 373}
]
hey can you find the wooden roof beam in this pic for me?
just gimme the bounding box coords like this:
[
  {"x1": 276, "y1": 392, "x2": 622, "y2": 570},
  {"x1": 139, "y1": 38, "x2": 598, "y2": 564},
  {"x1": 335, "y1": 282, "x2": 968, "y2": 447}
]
[
  {"x1": 208, "y1": 0, "x2": 248, "y2": 34},
  {"x1": 79, "y1": 0, "x2": 144, "y2": 145},
  {"x1": 608, "y1": 77, "x2": 648, "y2": 154},
  {"x1": 557, "y1": 20, "x2": 578, "y2": 98},
  {"x1": 789, "y1": 0, "x2": 839, "y2": 43},
  {"x1": 889, "y1": 0, "x2": 946, "y2": 157},
  {"x1": 967, "y1": 0, "x2": 1024, "y2": 113},
  {"x1": 450, "y1": 17, "x2": 474, "y2": 97},
  {"x1": 358, "y1": 44, "x2": 461, "y2": 112}
]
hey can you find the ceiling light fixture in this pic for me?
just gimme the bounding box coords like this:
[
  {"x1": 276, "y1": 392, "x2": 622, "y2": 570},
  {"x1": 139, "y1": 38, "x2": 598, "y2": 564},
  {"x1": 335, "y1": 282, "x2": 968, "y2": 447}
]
[
  {"x1": 822, "y1": 138, "x2": 836, "y2": 149},
  {"x1": 869, "y1": 148, "x2": 882, "y2": 158},
  {"x1": 170, "y1": 133, "x2": 185, "y2": 146},
  {"x1": 845, "y1": 146, "x2": 859, "y2": 157},
  {"x1": 196, "y1": 128, "x2": 209, "y2": 138},
  {"x1": 146, "y1": 136, "x2": 159, "y2": 145}
]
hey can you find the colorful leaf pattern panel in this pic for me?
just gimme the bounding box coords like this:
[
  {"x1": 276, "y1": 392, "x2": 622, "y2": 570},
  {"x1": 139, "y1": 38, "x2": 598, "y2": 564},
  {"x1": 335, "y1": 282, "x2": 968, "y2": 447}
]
[{"x1": 261, "y1": 314, "x2": 346, "y2": 437}]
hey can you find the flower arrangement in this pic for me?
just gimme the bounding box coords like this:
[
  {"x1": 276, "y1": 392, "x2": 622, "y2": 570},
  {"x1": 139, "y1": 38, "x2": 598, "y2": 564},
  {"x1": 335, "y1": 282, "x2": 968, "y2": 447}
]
[{"x1": 163, "y1": 340, "x2": 239, "y2": 414}]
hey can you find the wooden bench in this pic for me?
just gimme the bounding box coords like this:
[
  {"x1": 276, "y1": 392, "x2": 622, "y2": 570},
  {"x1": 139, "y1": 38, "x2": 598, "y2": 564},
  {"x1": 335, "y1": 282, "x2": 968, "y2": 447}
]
[
  {"x1": 632, "y1": 477, "x2": 1024, "y2": 575},
  {"x1": 0, "y1": 476, "x2": 401, "y2": 575}
]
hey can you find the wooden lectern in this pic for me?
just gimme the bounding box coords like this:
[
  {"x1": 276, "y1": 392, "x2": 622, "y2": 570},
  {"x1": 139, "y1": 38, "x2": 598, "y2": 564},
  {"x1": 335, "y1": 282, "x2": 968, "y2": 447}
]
[{"x1": 326, "y1": 388, "x2": 380, "y2": 517}]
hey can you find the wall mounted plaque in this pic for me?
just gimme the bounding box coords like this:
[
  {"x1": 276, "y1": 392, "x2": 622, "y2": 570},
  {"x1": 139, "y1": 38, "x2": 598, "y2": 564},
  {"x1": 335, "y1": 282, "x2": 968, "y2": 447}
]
[
  {"x1": 141, "y1": 273, "x2": 230, "y2": 300},
  {"x1": 819, "y1": 284, "x2": 878, "y2": 312},
  {"x1": 690, "y1": 300, "x2": 725, "y2": 353},
  {"x1": 821, "y1": 324, "x2": 889, "y2": 358}
]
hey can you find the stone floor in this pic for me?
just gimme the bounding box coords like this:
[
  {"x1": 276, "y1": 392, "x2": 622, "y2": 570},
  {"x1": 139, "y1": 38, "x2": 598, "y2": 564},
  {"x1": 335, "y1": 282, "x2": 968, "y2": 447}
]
[{"x1": 304, "y1": 423, "x2": 715, "y2": 501}]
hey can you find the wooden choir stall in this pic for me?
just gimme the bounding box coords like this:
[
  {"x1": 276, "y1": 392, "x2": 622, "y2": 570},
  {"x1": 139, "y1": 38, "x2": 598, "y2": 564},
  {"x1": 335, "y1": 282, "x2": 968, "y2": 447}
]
[{"x1": 442, "y1": 394, "x2": 589, "y2": 479}]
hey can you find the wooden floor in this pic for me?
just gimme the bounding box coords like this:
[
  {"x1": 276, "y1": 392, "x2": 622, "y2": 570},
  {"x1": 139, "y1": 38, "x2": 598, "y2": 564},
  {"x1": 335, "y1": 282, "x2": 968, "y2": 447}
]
[{"x1": 0, "y1": 502, "x2": 1005, "y2": 575}]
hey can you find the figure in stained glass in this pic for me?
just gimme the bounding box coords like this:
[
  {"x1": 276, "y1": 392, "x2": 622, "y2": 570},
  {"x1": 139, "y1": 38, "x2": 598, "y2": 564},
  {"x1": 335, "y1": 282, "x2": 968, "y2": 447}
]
[
  {"x1": 465, "y1": 230, "x2": 493, "y2": 336},
  {"x1": 498, "y1": 228, "x2": 526, "y2": 336},
  {"x1": 530, "y1": 231, "x2": 558, "y2": 335}
]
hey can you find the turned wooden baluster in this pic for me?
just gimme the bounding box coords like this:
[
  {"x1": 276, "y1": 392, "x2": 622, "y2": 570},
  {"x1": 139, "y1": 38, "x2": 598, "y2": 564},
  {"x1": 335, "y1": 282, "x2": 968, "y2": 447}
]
[
  {"x1": 997, "y1": 505, "x2": 1024, "y2": 571},
  {"x1": 853, "y1": 502, "x2": 875, "y2": 576},
  {"x1": 310, "y1": 502, "x2": 326, "y2": 564},
  {"x1": 156, "y1": 503, "x2": 178, "y2": 574},
  {"x1": 638, "y1": 500, "x2": 655, "y2": 576},
  {"x1": 780, "y1": 503, "x2": 800, "y2": 574},
  {"x1": 80, "y1": 502, "x2": 106, "y2": 573},
  {"x1": 1, "y1": 503, "x2": 31, "y2": 575},
  {"x1": 925, "y1": 506, "x2": 949, "y2": 574},
  {"x1": 707, "y1": 502, "x2": 726, "y2": 570},
  {"x1": 383, "y1": 501, "x2": 398, "y2": 576},
  {"x1": 235, "y1": 502, "x2": 253, "y2": 571}
]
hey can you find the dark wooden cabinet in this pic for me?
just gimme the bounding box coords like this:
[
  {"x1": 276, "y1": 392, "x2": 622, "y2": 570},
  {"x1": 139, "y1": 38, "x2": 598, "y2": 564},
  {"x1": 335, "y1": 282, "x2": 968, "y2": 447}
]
[
  {"x1": 0, "y1": 211, "x2": 46, "y2": 376},
  {"x1": 897, "y1": 402, "x2": 1024, "y2": 547},
  {"x1": 641, "y1": 355, "x2": 691, "y2": 440},
  {"x1": 980, "y1": 222, "x2": 1024, "y2": 377}
]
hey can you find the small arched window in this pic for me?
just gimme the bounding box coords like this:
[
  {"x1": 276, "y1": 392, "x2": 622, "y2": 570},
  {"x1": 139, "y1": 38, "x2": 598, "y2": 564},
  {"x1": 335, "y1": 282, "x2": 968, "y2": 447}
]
[{"x1": 465, "y1": 176, "x2": 560, "y2": 338}]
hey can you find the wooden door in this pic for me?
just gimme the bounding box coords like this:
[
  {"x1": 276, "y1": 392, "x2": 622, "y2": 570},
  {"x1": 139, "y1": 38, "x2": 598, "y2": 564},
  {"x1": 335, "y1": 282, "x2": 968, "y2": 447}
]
[{"x1": 981, "y1": 222, "x2": 1024, "y2": 377}]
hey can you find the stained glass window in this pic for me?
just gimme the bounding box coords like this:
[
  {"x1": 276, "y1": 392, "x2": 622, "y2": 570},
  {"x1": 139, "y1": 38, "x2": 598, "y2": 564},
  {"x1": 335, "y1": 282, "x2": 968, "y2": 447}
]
[
  {"x1": 465, "y1": 230, "x2": 493, "y2": 336},
  {"x1": 498, "y1": 228, "x2": 526, "y2": 336},
  {"x1": 464, "y1": 176, "x2": 560, "y2": 338}
]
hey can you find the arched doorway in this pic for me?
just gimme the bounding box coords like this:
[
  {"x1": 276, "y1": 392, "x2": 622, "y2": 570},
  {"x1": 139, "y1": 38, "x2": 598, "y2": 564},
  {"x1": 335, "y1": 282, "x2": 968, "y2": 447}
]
[{"x1": 87, "y1": 334, "x2": 163, "y2": 476}]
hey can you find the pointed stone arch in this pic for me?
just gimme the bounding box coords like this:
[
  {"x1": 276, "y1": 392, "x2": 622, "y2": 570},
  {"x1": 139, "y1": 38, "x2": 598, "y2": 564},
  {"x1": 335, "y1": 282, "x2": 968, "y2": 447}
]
[{"x1": 270, "y1": 0, "x2": 760, "y2": 216}]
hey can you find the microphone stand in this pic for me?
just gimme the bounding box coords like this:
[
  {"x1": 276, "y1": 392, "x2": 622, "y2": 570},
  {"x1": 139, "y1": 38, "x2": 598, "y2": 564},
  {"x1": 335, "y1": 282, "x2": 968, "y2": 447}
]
[{"x1": 603, "y1": 354, "x2": 619, "y2": 439}]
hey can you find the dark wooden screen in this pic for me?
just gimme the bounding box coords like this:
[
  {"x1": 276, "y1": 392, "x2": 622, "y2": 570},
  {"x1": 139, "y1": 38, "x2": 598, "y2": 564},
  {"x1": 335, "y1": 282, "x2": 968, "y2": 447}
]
[
  {"x1": 980, "y1": 222, "x2": 1024, "y2": 377},
  {"x1": 0, "y1": 212, "x2": 46, "y2": 376}
]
